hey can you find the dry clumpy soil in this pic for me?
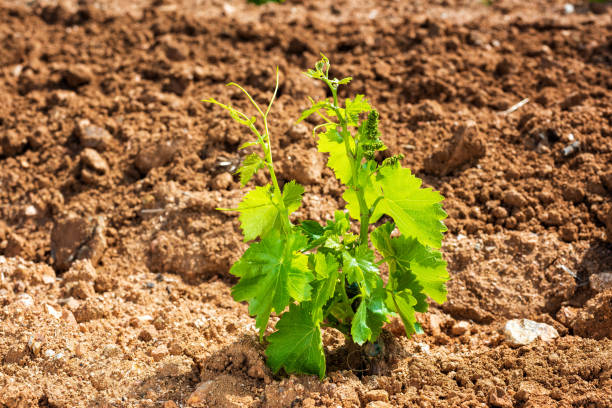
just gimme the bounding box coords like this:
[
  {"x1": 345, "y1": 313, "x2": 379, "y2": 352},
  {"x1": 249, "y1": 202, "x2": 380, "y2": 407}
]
[{"x1": 1, "y1": 0, "x2": 611, "y2": 407}]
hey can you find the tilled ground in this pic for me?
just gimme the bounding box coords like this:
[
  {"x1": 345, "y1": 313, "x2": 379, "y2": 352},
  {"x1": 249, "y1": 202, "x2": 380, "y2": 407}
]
[{"x1": 0, "y1": 0, "x2": 611, "y2": 407}]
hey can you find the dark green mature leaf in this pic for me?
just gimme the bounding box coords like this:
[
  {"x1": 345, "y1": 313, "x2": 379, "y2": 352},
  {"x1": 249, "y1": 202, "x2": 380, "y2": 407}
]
[
  {"x1": 266, "y1": 304, "x2": 325, "y2": 378},
  {"x1": 342, "y1": 245, "x2": 379, "y2": 297},
  {"x1": 372, "y1": 223, "x2": 448, "y2": 335},
  {"x1": 237, "y1": 153, "x2": 265, "y2": 186},
  {"x1": 231, "y1": 231, "x2": 313, "y2": 337},
  {"x1": 350, "y1": 284, "x2": 389, "y2": 345},
  {"x1": 300, "y1": 211, "x2": 351, "y2": 251}
]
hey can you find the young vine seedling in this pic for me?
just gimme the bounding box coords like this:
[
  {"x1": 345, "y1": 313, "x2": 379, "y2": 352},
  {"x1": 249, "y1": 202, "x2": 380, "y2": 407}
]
[{"x1": 203, "y1": 55, "x2": 449, "y2": 378}]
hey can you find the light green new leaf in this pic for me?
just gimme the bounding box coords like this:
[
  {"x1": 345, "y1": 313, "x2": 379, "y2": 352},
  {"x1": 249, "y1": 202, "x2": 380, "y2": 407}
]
[
  {"x1": 317, "y1": 126, "x2": 354, "y2": 184},
  {"x1": 237, "y1": 153, "x2": 265, "y2": 187},
  {"x1": 266, "y1": 304, "x2": 325, "y2": 378},
  {"x1": 375, "y1": 166, "x2": 448, "y2": 249},
  {"x1": 231, "y1": 231, "x2": 313, "y2": 336},
  {"x1": 343, "y1": 94, "x2": 371, "y2": 126},
  {"x1": 297, "y1": 99, "x2": 333, "y2": 123},
  {"x1": 282, "y1": 180, "x2": 305, "y2": 214},
  {"x1": 235, "y1": 185, "x2": 279, "y2": 241},
  {"x1": 345, "y1": 166, "x2": 447, "y2": 248}
]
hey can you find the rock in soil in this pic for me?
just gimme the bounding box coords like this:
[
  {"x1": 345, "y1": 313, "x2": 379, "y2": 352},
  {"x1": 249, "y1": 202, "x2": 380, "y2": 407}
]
[
  {"x1": 50, "y1": 215, "x2": 106, "y2": 272},
  {"x1": 504, "y1": 319, "x2": 559, "y2": 346},
  {"x1": 423, "y1": 121, "x2": 486, "y2": 176},
  {"x1": 75, "y1": 119, "x2": 113, "y2": 150},
  {"x1": 134, "y1": 140, "x2": 178, "y2": 175}
]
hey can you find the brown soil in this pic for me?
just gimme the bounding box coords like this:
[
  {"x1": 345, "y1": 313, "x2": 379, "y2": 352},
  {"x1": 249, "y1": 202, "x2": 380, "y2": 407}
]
[{"x1": 1, "y1": 0, "x2": 611, "y2": 407}]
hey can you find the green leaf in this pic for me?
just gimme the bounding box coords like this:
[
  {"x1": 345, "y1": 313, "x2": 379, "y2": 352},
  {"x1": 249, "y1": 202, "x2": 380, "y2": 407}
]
[
  {"x1": 371, "y1": 223, "x2": 448, "y2": 337},
  {"x1": 350, "y1": 286, "x2": 388, "y2": 345},
  {"x1": 351, "y1": 301, "x2": 371, "y2": 344},
  {"x1": 342, "y1": 246, "x2": 379, "y2": 297},
  {"x1": 282, "y1": 180, "x2": 304, "y2": 214},
  {"x1": 266, "y1": 303, "x2": 325, "y2": 378},
  {"x1": 375, "y1": 166, "x2": 448, "y2": 248},
  {"x1": 343, "y1": 95, "x2": 371, "y2": 126},
  {"x1": 317, "y1": 126, "x2": 354, "y2": 184},
  {"x1": 372, "y1": 223, "x2": 449, "y2": 307},
  {"x1": 235, "y1": 185, "x2": 279, "y2": 241},
  {"x1": 390, "y1": 289, "x2": 419, "y2": 336},
  {"x1": 231, "y1": 231, "x2": 313, "y2": 336},
  {"x1": 237, "y1": 153, "x2": 265, "y2": 186},
  {"x1": 297, "y1": 99, "x2": 333, "y2": 123},
  {"x1": 344, "y1": 165, "x2": 447, "y2": 249},
  {"x1": 310, "y1": 253, "x2": 340, "y2": 321},
  {"x1": 300, "y1": 220, "x2": 325, "y2": 242}
]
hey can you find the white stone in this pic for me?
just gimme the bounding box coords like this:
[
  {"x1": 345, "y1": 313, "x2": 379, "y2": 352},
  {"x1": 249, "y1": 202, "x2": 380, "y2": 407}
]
[
  {"x1": 24, "y1": 205, "x2": 37, "y2": 217},
  {"x1": 504, "y1": 319, "x2": 558, "y2": 346},
  {"x1": 45, "y1": 304, "x2": 62, "y2": 319},
  {"x1": 15, "y1": 293, "x2": 34, "y2": 308}
]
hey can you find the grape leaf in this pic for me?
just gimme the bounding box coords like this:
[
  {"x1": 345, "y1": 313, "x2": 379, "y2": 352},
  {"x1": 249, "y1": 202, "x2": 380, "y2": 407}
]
[
  {"x1": 235, "y1": 181, "x2": 304, "y2": 241},
  {"x1": 371, "y1": 223, "x2": 448, "y2": 336},
  {"x1": 389, "y1": 289, "x2": 419, "y2": 336},
  {"x1": 237, "y1": 153, "x2": 265, "y2": 186},
  {"x1": 282, "y1": 180, "x2": 304, "y2": 214},
  {"x1": 344, "y1": 165, "x2": 447, "y2": 249},
  {"x1": 317, "y1": 126, "x2": 354, "y2": 184},
  {"x1": 266, "y1": 303, "x2": 325, "y2": 378},
  {"x1": 372, "y1": 223, "x2": 448, "y2": 307},
  {"x1": 350, "y1": 284, "x2": 389, "y2": 345},
  {"x1": 375, "y1": 166, "x2": 448, "y2": 248},
  {"x1": 231, "y1": 231, "x2": 313, "y2": 336},
  {"x1": 297, "y1": 99, "x2": 333, "y2": 123},
  {"x1": 351, "y1": 301, "x2": 371, "y2": 344},
  {"x1": 235, "y1": 185, "x2": 279, "y2": 241},
  {"x1": 342, "y1": 245, "x2": 380, "y2": 297},
  {"x1": 342, "y1": 95, "x2": 371, "y2": 126},
  {"x1": 310, "y1": 253, "x2": 340, "y2": 321}
]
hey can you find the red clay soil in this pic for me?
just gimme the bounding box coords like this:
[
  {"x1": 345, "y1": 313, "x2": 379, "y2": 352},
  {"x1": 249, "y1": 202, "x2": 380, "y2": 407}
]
[{"x1": 1, "y1": 0, "x2": 611, "y2": 407}]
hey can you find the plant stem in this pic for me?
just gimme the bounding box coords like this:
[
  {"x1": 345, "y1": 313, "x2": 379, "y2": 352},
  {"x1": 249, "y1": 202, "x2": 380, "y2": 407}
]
[{"x1": 329, "y1": 82, "x2": 371, "y2": 246}]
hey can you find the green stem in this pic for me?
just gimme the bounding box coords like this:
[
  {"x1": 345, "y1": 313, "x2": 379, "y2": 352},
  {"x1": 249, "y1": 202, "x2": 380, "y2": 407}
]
[
  {"x1": 328, "y1": 82, "x2": 371, "y2": 246},
  {"x1": 261, "y1": 72, "x2": 292, "y2": 237}
]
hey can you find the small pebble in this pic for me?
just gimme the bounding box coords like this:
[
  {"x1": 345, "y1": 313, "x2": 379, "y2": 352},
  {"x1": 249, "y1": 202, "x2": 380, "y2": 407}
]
[{"x1": 504, "y1": 319, "x2": 559, "y2": 346}]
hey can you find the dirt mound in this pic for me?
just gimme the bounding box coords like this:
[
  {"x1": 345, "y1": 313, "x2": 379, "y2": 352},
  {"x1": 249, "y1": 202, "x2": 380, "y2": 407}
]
[{"x1": 0, "y1": 0, "x2": 611, "y2": 406}]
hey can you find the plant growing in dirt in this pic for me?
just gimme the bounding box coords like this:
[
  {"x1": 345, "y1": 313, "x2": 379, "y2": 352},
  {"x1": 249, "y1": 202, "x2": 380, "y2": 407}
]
[{"x1": 203, "y1": 55, "x2": 449, "y2": 378}]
